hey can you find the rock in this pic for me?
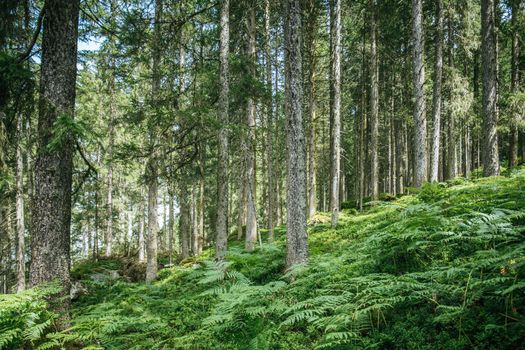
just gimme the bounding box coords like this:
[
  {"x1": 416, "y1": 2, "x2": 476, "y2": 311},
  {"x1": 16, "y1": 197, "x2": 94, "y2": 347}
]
[{"x1": 70, "y1": 281, "x2": 88, "y2": 300}]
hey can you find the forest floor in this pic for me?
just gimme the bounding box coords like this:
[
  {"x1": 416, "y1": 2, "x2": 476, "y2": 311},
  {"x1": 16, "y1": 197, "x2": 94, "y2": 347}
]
[{"x1": 15, "y1": 168, "x2": 525, "y2": 349}]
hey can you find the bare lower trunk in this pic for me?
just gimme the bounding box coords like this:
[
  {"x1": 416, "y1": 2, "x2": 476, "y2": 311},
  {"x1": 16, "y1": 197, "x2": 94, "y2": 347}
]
[
  {"x1": 481, "y1": 0, "x2": 499, "y2": 176},
  {"x1": 138, "y1": 192, "x2": 145, "y2": 262},
  {"x1": 430, "y1": 0, "x2": 443, "y2": 182},
  {"x1": 369, "y1": 0, "x2": 379, "y2": 200},
  {"x1": 215, "y1": 0, "x2": 230, "y2": 260},
  {"x1": 145, "y1": 157, "x2": 159, "y2": 282},
  {"x1": 180, "y1": 176, "x2": 191, "y2": 260},
  {"x1": 15, "y1": 112, "x2": 25, "y2": 293},
  {"x1": 265, "y1": 0, "x2": 275, "y2": 242},
  {"x1": 307, "y1": 0, "x2": 317, "y2": 219},
  {"x1": 411, "y1": 0, "x2": 427, "y2": 187},
  {"x1": 509, "y1": 0, "x2": 520, "y2": 169},
  {"x1": 285, "y1": 0, "x2": 308, "y2": 267},
  {"x1": 330, "y1": 0, "x2": 341, "y2": 227},
  {"x1": 30, "y1": 0, "x2": 79, "y2": 327}
]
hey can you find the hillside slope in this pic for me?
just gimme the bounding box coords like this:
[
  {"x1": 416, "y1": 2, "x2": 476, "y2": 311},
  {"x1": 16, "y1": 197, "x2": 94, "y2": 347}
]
[{"x1": 3, "y1": 170, "x2": 525, "y2": 349}]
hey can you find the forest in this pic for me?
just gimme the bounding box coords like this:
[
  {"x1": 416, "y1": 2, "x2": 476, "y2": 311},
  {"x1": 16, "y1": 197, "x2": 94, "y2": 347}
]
[{"x1": 1, "y1": 0, "x2": 525, "y2": 348}]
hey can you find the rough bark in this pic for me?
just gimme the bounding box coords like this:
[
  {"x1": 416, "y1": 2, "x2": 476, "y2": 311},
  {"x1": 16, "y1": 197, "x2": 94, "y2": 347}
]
[
  {"x1": 30, "y1": 0, "x2": 79, "y2": 326},
  {"x1": 15, "y1": 111, "x2": 25, "y2": 293},
  {"x1": 245, "y1": 4, "x2": 258, "y2": 252},
  {"x1": 307, "y1": 0, "x2": 317, "y2": 219},
  {"x1": 138, "y1": 192, "x2": 145, "y2": 262},
  {"x1": 430, "y1": 0, "x2": 443, "y2": 182},
  {"x1": 264, "y1": 0, "x2": 275, "y2": 242},
  {"x1": 369, "y1": 0, "x2": 379, "y2": 200},
  {"x1": 509, "y1": 0, "x2": 520, "y2": 169},
  {"x1": 179, "y1": 176, "x2": 191, "y2": 260},
  {"x1": 145, "y1": 0, "x2": 162, "y2": 283},
  {"x1": 285, "y1": 0, "x2": 308, "y2": 268},
  {"x1": 215, "y1": 0, "x2": 230, "y2": 260},
  {"x1": 330, "y1": 0, "x2": 341, "y2": 227},
  {"x1": 481, "y1": 0, "x2": 499, "y2": 176},
  {"x1": 168, "y1": 192, "x2": 174, "y2": 264},
  {"x1": 411, "y1": 0, "x2": 427, "y2": 187}
]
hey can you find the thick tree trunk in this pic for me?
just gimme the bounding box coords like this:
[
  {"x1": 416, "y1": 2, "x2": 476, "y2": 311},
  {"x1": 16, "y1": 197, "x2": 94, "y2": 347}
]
[
  {"x1": 481, "y1": 0, "x2": 499, "y2": 176},
  {"x1": 285, "y1": 0, "x2": 308, "y2": 267},
  {"x1": 245, "y1": 4, "x2": 258, "y2": 252},
  {"x1": 215, "y1": 0, "x2": 230, "y2": 260},
  {"x1": 430, "y1": 0, "x2": 443, "y2": 182},
  {"x1": 330, "y1": 0, "x2": 341, "y2": 227},
  {"x1": 179, "y1": 176, "x2": 191, "y2": 260},
  {"x1": 369, "y1": 0, "x2": 379, "y2": 200},
  {"x1": 411, "y1": 0, "x2": 427, "y2": 187},
  {"x1": 30, "y1": 0, "x2": 79, "y2": 326}
]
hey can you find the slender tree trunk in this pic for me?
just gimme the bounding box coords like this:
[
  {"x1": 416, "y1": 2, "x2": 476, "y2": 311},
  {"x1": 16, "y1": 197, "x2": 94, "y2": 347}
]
[
  {"x1": 358, "y1": 27, "x2": 366, "y2": 210},
  {"x1": 138, "y1": 190, "x2": 145, "y2": 262},
  {"x1": 430, "y1": 0, "x2": 443, "y2": 182},
  {"x1": 30, "y1": 0, "x2": 79, "y2": 326},
  {"x1": 307, "y1": 0, "x2": 317, "y2": 219},
  {"x1": 264, "y1": 0, "x2": 275, "y2": 242},
  {"x1": 180, "y1": 176, "x2": 191, "y2": 260},
  {"x1": 411, "y1": 0, "x2": 427, "y2": 187},
  {"x1": 285, "y1": 0, "x2": 308, "y2": 267},
  {"x1": 15, "y1": 112, "x2": 25, "y2": 293},
  {"x1": 330, "y1": 0, "x2": 341, "y2": 227},
  {"x1": 481, "y1": 0, "x2": 499, "y2": 176},
  {"x1": 215, "y1": 0, "x2": 230, "y2": 260},
  {"x1": 168, "y1": 192, "x2": 174, "y2": 264},
  {"x1": 145, "y1": 0, "x2": 163, "y2": 282},
  {"x1": 509, "y1": 0, "x2": 520, "y2": 169},
  {"x1": 369, "y1": 0, "x2": 379, "y2": 200}
]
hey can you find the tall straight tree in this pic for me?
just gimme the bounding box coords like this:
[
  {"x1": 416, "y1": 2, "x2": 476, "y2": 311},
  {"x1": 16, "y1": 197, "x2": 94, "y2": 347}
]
[
  {"x1": 215, "y1": 0, "x2": 230, "y2": 260},
  {"x1": 284, "y1": 0, "x2": 308, "y2": 267},
  {"x1": 430, "y1": 0, "x2": 443, "y2": 182},
  {"x1": 264, "y1": 0, "x2": 275, "y2": 241},
  {"x1": 481, "y1": 0, "x2": 499, "y2": 176},
  {"x1": 330, "y1": 0, "x2": 341, "y2": 227},
  {"x1": 306, "y1": 0, "x2": 318, "y2": 219},
  {"x1": 244, "y1": 2, "x2": 258, "y2": 252},
  {"x1": 30, "y1": 0, "x2": 80, "y2": 323},
  {"x1": 369, "y1": 0, "x2": 379, "y2": 200},
  {"x1": 411, "y1": 0, "x2": 427, "y2": 187},
  {"x1": 509, "y1": 0, "x2": 520, "y2": 169},
  {"x1": 15, "y1": 107, "x2": 25, "y2": 292},
  {"x1": 145, "y1": 0, "x2": 162, "y2": 282}
]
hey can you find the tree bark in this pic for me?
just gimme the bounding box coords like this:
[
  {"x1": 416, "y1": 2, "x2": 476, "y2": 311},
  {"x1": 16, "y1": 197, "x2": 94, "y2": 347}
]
[
  {"x1": 369, "y1": 0, "x2": 379, "y2": 200},
  {"x1": 30, "y1": 0, "x2": 79, "y2": 326},
  {"x1": 509, "y1": 0, "x2": 520, "y2": 169},
  {"x1": 264, "y1": 0, "x2": 275, "y2": 242},
  {"x1": 430, "y1": 0, "x2": 443, "y2": 182},
  {"x1": 145, "y1": 0, "x2": 163, "y2": 283},
  {"x1": 481, "y1": 0, "x2": 499, "y2": 176},
  {"x1": 215, "y1": 0, "x2": 230, "y2": 260},
  {"x1": 411, "y1": 0, "x2": 427, "y2": 187},
  {"x1": 15, "y1": 111, "x2": 25, "y2": 293},
  {"x1": 330, "y1": 0, "x2": 341, "y2": 227},
  {"x1": 245, "y1": 3, "x2": 258, "y2": 252},
  {"x1": 307, "y1": 0, "x2": 317, "y2": 219},
  {"x1": 285, "y1": 0, "x2": 308, "y2": 267},
  {"x1": 138, "y1": 190, "x2": 145, "y2": 262}
]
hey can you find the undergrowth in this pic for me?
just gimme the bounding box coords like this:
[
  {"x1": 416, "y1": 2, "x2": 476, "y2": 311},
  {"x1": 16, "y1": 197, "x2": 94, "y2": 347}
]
[{"x1": 3, "y1": 170, "x2": 525, "y2": 349}]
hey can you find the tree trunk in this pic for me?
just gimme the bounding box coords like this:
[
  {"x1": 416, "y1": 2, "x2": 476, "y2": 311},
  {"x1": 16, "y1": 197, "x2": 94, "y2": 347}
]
[
  {"x1": 369, "y1": 0, "x2": 379, "y2": 200},
  {"x1": 307, "y1": 0, "x2": 317, "y2": 219},
  {"x1": 264, "y1": 0, "x2": 275, "y2": 242},
  {"x1": 285, "y1": 0, "x2": 308, "y2": 267},
  {"x1": 30, "y1": 0, "x2": 79, "y2": 327},
  {"x1": 509, "y1": 0, "x2": 520, "y2": 169},
  {"x1": 145, "y1": 0, "x2": 163, "y2": 283},
  {"x1": 179, "y1": 176, "x2": 191, "y2": 260},
  {"x1": 15, "y1": 111, "x2": 25, "y2": 293},
  {"x1": 215, "y1": 0, "x2": 230, "y2": 260},
  {"x1": 245, "y1": 4, "x2": 258, "y2": 252},
  {"x1": 330, "y1": 0, "x2": 341, "y2": 227},
  {"x1": 411, "y1": 0, "x2": 427, "y2": 187},
  {"x1": 430, "y1": 0, "x2": 443, "y2": 182},
  {"x1": 481, "y1": 0, "x2": 499, "y2": 176},
  {"x1": 138, "y1": 190, "x2": 145, "y2": 262}
]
